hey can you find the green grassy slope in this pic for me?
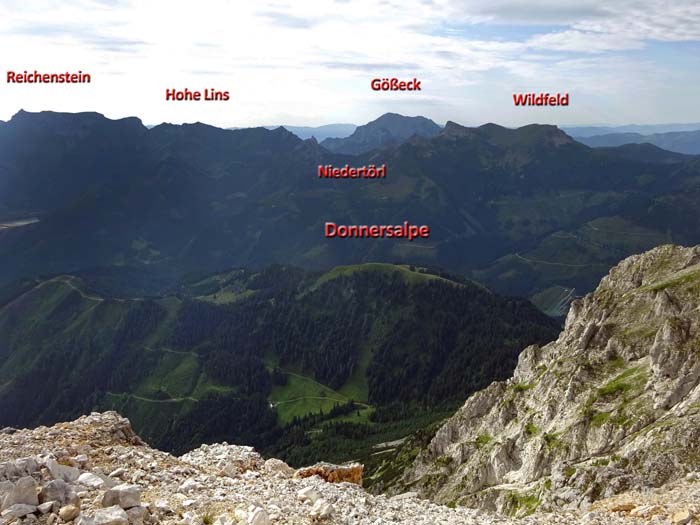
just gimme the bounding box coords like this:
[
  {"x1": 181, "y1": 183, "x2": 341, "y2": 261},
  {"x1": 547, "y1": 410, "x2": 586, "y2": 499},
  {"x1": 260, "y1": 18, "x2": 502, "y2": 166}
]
[{"x1": 0, "y1": 263, "x2": 559, "y2": 466}]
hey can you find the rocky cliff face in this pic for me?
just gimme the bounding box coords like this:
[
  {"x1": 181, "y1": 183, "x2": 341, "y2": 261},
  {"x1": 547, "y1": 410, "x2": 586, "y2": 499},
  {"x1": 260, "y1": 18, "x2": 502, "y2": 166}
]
[{"x1": 397, "y1": 244, "x2": 700, "y2": 515}]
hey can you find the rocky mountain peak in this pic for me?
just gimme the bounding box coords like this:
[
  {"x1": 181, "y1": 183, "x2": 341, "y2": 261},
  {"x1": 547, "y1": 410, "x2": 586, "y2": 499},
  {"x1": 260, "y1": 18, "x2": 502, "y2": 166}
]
[
  {"x1": 320, "y1": 113, "x2": 441, "y2": 154},
  {"x1": 441, "y1": 121, "x2": 477, "y2": 139},
  {"x1": 393, "y1": 244, "x2": 700, "y2": 516},
  {"x1": 8, "y1": 110, "x2": 145, "y2": 131}
]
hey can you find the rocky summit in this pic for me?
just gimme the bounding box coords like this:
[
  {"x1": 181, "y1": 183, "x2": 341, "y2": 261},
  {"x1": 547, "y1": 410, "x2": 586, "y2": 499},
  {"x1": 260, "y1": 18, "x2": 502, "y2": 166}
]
[
  {"x1": 395, "y1": 244, "x2": 700, "y2": 517},
  {"x1": 0, "y1": 412, "x2": 486, "y2": 525},
  {"x1": 0, "y1": 412, "x2": 698, "y2": 525}
]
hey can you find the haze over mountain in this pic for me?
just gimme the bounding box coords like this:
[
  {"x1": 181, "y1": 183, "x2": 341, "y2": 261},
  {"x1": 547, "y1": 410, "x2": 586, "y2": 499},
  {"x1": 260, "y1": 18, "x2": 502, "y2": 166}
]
[
  {"x1": 577, "y1": 129, "x2": 700, "y2": 155},
  {"x1": 2, "y1": 110, "x2": 700, "y2": 315},
  {"x1": 228, "y1": 123, "x2": 357, "y2": 141},
  {"x1": 320, "y1": 113, "x2": 442, "y2": 155},
  {"x1": 563, "y1": 123, "x2": 700, "y2": 138}
]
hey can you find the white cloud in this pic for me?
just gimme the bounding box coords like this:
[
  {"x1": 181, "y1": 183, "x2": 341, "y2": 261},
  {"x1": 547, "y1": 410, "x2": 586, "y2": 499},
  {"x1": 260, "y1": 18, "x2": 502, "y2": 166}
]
[{"x1": 0, "y1": 0, "x2": 698, "y2": 127}]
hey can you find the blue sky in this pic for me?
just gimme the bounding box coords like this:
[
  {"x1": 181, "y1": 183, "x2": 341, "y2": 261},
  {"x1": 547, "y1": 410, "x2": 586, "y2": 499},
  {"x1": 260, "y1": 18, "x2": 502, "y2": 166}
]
[{"x1": 1, "y1": 0, "x2": 699, "y2": 128}]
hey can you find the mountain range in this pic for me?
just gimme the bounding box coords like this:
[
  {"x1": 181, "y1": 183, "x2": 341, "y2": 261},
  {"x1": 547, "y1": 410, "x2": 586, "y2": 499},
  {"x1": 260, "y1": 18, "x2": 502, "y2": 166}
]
[
  {"x1": 562, "y1": 123, "x2": 700, "y2": 137},
  {"x1": 228, "y1": 123, "x2": 357, "y2": 141},
  {"x1": 228, "y1": 122, "x2": 700, "y2": 143},
  {"x1": 2, "y1": 110, "x2": 700, "y2": 316},
  {"x1": 2, "y1": 108, "x2": 700, "y2": 519},
  {"x1": 577, "y1": 129, "x2": 700, "y2": 155}
]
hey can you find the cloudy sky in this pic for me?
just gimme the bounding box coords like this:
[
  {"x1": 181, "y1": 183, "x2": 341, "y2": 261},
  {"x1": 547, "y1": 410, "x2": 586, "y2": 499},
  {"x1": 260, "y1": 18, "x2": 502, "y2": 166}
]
[{"x1": 1, "y1": 0, "x2": 699, "y2": 128}]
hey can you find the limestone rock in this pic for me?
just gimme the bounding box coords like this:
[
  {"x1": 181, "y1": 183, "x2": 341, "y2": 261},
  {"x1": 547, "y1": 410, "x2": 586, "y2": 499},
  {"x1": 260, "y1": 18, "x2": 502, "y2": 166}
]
[
  {"x1": 297, "y1": 487, "x2": 321, "y2": 504},
  {"x1": 1, "y1": 503, "x2": 37, "y2": 519},
  {"x1": 47, "y1": 460, "x2": 80, "y2": 483},
  {"x1": 108, "y1": 469, "x2": 126, "y2": 480},
  {"x1": 154, "y1": 499, "x2": 172, "y2": 514},
  {"x1": 37, "y1": 502, "x2": 57, "y2": 514},
  {"x1": 101, "y1": 485, "x2": 141, "y2": 509},
  {"x1": 245, "y1": 507, "x2": 269, "y2": 525},
  {"x1": 309, "y1": 499, "x2": 333, "y2": 520},
  {"x1": 180, "y1": 444, "x2": 263, "y2": 477},
  {"x1": 2, "y1": 381, "x2": 700, "y2": 524},
  {"x1": 233, "y1": 508, "x2": 248, "y2": 522},
  {"x1": 125, "y1": 505, "x2": 146, "y2": 525},
  {"x1": 76, "y1": 514, "x2": 96, "y2": 525},
  {"x1": 671, "y1": 509, "x2": 693, "y2": 525},
  {"x1": 177, "y1": 479, "x2": 201, "y2": 493},
  {"x1": 262, "y1": 459, "x2": 294, "y2": 478},
  {"x1": 40, "y1": 480, "x2": 80, "y2": 507},
  {"x1": 630, "y1": 504, "x2": 664, "y2": 517},
  {"x1": 14, "y1": 458, "x2": 39, "y2": 477},
  {"x1": 1, "y1": 476, "x2": 38, "y2": 509},
  {"x1": 77, "y1": 473, "x2": 105, "y2": 490},
  {"x1": 94, "y1": 506, "x2": 129, "y2": 525}
]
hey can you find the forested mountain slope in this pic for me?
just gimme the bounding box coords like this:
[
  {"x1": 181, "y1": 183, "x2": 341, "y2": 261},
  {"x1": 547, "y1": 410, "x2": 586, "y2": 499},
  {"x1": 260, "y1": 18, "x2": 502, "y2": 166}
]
[{"x1": 0, "y1": 263, "x2": 558, "y2": 467}]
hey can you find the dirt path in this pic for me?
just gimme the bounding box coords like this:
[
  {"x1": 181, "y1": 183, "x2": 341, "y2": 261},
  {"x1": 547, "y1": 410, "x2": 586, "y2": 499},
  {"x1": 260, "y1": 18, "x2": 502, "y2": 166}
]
[{"x1": 107, "y1": 392, "x2": 200, "y2": 404}]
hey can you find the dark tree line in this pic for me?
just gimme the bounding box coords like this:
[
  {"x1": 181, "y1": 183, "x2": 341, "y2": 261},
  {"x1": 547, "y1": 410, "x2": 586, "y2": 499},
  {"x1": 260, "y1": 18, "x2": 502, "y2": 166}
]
[
  {"x1": 169, "y1": 268, "x2": 558, "y2": 410},
  {"x1": 0, "y1": 299, "x2": 169, "y2": 428},
  {"x1": 160, "y1": 393, "x2": 281, "y2": 454},
  {"x1": 367, "y1": 280, "x2": 559, "y2": 405}
]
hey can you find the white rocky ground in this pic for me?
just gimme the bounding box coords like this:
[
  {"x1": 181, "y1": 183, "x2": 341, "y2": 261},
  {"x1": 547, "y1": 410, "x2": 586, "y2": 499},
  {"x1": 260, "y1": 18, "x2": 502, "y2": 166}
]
[{"x1": 0, "y1": 412, "x2": 698, "y2": 525}]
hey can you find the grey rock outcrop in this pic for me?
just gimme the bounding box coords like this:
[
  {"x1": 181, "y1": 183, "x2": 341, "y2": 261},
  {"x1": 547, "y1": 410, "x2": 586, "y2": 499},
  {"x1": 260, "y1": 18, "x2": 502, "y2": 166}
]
[
  {"x1": 1, "y1": 476, "x2": 38, "y2": 509},
  {"x1": 1, "y1": 503, "x2": 37, "y2": 519},
  {"x1": 47, "y1": 459, "x2": 80, "y2": 482},
  {"x1": 396, "y1": 245, "x2": 700, "y2": 515},
  {"x1": 101, "y1": 484, "x2": 141, "y2": 509},
  {"x1": 39, "y1": 479, "x2": 80, "y2": 507},
  {"x1": 94, "y1": 505, "x2": 129, "y2": 525}
]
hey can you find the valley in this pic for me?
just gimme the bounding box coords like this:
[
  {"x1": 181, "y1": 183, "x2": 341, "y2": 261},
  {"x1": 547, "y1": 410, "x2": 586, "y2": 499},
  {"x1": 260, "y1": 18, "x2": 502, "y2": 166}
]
[{"x1": 0, "y1": 263, "x2": 558, "y2": 474}]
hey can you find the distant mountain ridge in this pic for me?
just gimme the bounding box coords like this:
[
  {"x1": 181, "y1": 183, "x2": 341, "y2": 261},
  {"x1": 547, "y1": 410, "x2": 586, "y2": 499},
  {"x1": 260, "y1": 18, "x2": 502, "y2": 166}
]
[
  {"x1": 577, "y1": 129, "x2": 700, "y2": 155},
  {"x1": 564, "y1": 123, "x2": 700, "y2": 137},
  {"x1": 2, "y1": 110, "x2": 700, "y2": 312},
  {"x1": 320, "y1": 113, "x2": 442, "y2": 154},
  {"x1": 228, "y1": 123, "x2": 358, "y2": 141}
]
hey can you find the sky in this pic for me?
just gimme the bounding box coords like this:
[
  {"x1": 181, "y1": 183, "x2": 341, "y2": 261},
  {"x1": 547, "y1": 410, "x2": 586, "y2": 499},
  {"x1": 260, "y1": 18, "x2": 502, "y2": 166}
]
[{"x1": 1, "y1": 0, "x2": 699, "y2": 128}]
